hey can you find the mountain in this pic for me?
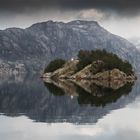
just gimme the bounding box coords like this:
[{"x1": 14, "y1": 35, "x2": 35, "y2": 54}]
[
  {"x1": 128, "y1": 37, "x2": 140, "y2": 49},
  {"x1": 0, "y1": 20, "x2": 140, "y2": 74}
]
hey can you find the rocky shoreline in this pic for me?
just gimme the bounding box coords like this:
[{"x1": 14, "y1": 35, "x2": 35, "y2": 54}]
[{"x1": 42, "y1": 60, "x2": 137, "y2": 81}]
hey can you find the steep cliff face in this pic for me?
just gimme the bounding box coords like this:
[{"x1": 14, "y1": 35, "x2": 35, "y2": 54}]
[{"x1": 0, "y1": 20, "x2": 140, "y2": 73}]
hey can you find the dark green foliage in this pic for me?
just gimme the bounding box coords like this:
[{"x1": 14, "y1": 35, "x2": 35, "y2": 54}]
[
  {"x1": 44, "y1": 59, "x2": 66, "y2": 73},
  {"x1": 44, "y1": 82, "x2": 65, "y2": 96},
  {"x1": 77, "y1": 82, "x2": 133, "y2": 107},
  {"x1": 77, "y1": 49, "x2": 133, "y2": 75},
  {"x1": 44, "y1": 50, "x2": 133, "y2": 75},
  {"x1": 44, "y1": 80, "x2": 133, "y2": 107}
]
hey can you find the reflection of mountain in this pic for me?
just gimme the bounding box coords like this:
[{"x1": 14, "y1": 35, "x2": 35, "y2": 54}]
[{"x1": 0, "y1": 75, "x2": 139, "y2": 124}]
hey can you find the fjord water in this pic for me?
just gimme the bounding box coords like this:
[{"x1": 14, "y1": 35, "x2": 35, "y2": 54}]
[{"x1": 0, "y1": 74, "x2": 140, "y2": 140}]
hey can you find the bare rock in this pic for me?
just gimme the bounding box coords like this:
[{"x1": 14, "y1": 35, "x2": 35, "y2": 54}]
[
  {"x1": 71, "y1": 60, "x2": 105, "y2": 80},
  {"x1": 51, "y1": 60, "x2": 79, "y2": 79},
  {"x1": 93, "y1": 68, "x2": 127, "y2": 80}
]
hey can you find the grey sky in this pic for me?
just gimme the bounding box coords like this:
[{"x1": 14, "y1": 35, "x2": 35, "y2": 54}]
[
  {"x1": 0, "y1": 0, "x2": 140, "y2": 13},
  {"x1": 0, "y1": 0, "x2": 140, "y2": 38}
]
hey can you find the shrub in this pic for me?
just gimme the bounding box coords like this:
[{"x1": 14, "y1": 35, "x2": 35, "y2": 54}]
[
  {"x1": 44, "y1": 59, "x2": 66, "y2": 73},
  {"x1": 77, "y1": 49, "x2": 133, "y2": 75}
]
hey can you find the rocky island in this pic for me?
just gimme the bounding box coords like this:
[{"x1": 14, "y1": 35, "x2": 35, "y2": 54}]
[
  {"x1": 42, "y1": 50, "x2": 136, "y2": 83},
  {"x1": 42, "y1": 50, "x2": 136, "y2": 106}
]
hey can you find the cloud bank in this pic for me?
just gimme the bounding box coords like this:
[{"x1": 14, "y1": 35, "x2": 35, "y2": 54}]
[{"x1": 0, "y1": 0, "x2": 140, "y2": 15}]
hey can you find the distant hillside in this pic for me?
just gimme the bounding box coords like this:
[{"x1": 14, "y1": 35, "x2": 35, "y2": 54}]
[{"x1": 0, "y1": 20, "x2": 140, "y2": 74}]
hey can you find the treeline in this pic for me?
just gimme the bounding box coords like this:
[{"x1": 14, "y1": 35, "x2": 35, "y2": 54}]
[
  {"x1": 77, "y1": 49, "x2": 133, "y2": 75},
  {"x1": 44, "y1": 49, "x2": 133, "y2": 75},
  {"x1": 44, "y1": 59, "x2": 66, "y2": 73}
]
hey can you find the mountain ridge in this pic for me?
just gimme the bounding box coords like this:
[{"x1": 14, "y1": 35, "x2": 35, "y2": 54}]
[{"x1": 0, "y1": 20, "x2": 140, "y2": 74}]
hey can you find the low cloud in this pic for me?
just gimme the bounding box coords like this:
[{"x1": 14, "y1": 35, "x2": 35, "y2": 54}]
[
  {"x1": 0, "y1": 0, "x2": 140, "y2": 16},
  {"x1": 77, "y1": 9, "x2": 105, "y2": 21}
]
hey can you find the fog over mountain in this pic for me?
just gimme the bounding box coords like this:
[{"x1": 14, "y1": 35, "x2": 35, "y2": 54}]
[{"x1": 0, "y1": 20, "x2": 140, "y2": 74}]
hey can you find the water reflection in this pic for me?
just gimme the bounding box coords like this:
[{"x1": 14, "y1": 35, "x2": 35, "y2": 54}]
[
  {"x1": 1, "y1": 100, "x2": 140, "y2": 140},
  {"x1": 0, "y1": 74, "x2": 139, "y2": 124},
  {"x1": 44, "y1": 80, "x2": 133, "y2": 107}
]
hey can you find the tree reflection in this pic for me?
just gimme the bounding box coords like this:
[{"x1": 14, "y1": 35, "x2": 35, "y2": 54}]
[{"x1": 44, "y1": 79, "x2": 134, "y2": 107}]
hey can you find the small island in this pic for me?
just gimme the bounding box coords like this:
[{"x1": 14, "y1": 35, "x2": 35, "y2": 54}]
[{"x1": 42, "y1": 50, "x2": 136, "y2": 82}]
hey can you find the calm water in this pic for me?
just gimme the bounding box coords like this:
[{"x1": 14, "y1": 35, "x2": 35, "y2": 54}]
[{"x1": 0, "y1": 74, "x2": 140, "y2": 140}]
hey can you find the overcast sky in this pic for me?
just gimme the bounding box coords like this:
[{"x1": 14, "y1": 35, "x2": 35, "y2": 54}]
[{"x1": 0, "y1": 0, "x2": 140, "y2": 39}]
